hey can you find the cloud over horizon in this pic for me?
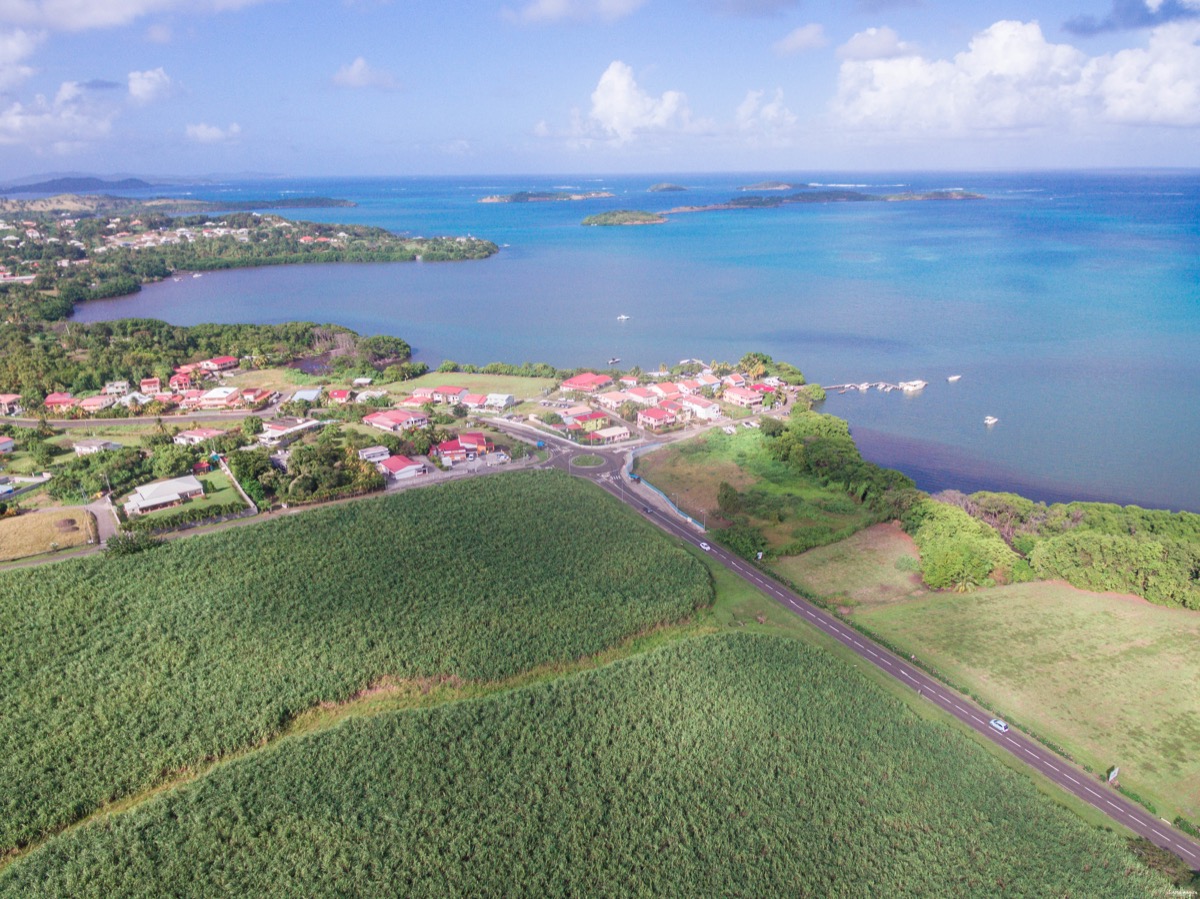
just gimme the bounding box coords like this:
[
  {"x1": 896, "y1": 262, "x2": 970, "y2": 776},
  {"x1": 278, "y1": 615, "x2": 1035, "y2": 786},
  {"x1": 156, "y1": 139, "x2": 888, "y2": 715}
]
[
  {"x1": 505, "y1": 0, "x2": 646, "y2": 23},
  {"x1": 185, "y1": 121, "x2": 241, "y2": 142},
  {"x1": 832, "y1": 19, "x2": 1200, "y2": 134},
  {"x1": 0, "y1": 0, "x2": 273, "y2": 32},
  {"x1": 773, "y1": 23, "x2": 827, "y2": 55},
  {"x1": 585, "y1": 60, "x2": 697, "y2": 143},
  {"x1": 127, "y1": 66, "x2": 171, "y2": 104}
]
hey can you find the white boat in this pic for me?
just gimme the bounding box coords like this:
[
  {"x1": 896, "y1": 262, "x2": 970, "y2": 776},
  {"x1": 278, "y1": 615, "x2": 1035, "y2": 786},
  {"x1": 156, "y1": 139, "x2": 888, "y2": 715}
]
[
  {"x1": 192, "y1": 272, "x2": 203, "y2": 278},
  {"x1": 608, "y1": 357, "x2": 620, "y2": 365},
  {"x1": 984, "y1": 416, "x2": 999, "y2": 426},
  {"x1": 617, "y1": 314, "x2": 630, "y2": 321},
  {"x1": 899, "y1": 380, "x2": 927, "y2": 392},
  {"x1": 947, "y1": 374, "x2": 962, "y2": 382}
]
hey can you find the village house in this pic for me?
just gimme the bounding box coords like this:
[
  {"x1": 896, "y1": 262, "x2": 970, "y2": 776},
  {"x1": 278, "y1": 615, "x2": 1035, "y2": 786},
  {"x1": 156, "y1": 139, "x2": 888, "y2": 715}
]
[
  {"x1": 378, "y1": 454, "x2": 427, "y2": 480},
  {"x1": 0, "y1": 435, "x2": 14, "y2": 454},
  {"x1": 637, "y1": 407, "x2": 676, "y2": 431},
  {"x1": 199, "y1": 355, "x2": 239, "y2": 373},
  {"x1": 0, "y1": 393, "x2": 22, "y2": 415},
  {"x1": 723, "y1": 386, "x2": 763, "y2": 409},
  {"x1": 43, "y1": 392, "x2": 76, "y2": 412},
  {"x1": 327, "y1": 389, "x2": 354, "y2": 405},
  {"x1": 259, "y1": 418, "x2": 322, "y2": 447},
  {"x1": 397, "y1": 394, "x2": 430, "y2": 408},
  {"x1": 352, "y1": 377, "x2": 374, "y2": 387},
  {"x1": 485, "y1": 393, "x2": 516, "y2": 409},
  {"x1": 723, "y1": 372, "x2": 748, "y2": 388},
  {"x1": 180, "y1": 390, "x2": 206, "y2": 409},
  {"x1": 362, "y1": 409, "x2": 430, "y2": 433},
  {"x1": 434, "y1": 431, "x2": 493, "y2": 465},
  {"x1": 199, "y1": 387, "x2": 242, "y2": 410},
  {"x1": 103, "y1": 380, "x2": 129, "y2": 396},
  {"x1": 681, "y1": 394, "x2": 721, "y2": 420},
  {"x1": 573, "y1": 411, "x2": 609, "y2": 432},
  {"x1": 116, "y1": 392, "x2": 154, "y2": 409},
  {"x1": 410, "y1": 387, "x2": 435, "y2": 401},
  {"x1": 241, "y1": 388, "x2": 277, "y2": 408},
  {"x1": 432, "y1": 385, "x2": 467, "y2": 405},
  {"x1": 624, "y1": 387, "x2": 659, "y2": 407},
  {"x1": 140, "y1": 377, "x2": 161, "y2": 394},
  {"x1": 618, "y1": 376, "x2": 639, "y2": 388},
  {"x1": 78, "y1": 394, "x2": 116, "y2": 414},
  {"x1": 357, "y1": 445, "x2": 392, "y2": 464},
  {"x1": 124, "y1": 474, "x2": 204, "y2": 516},
  {"x1": 596, "y1": 391, "x2": 632, "y2": 411},
  {"x1": 174, "y1": 428, "x2": 225, "y2": 447},
  {"x1": 169, "y1": 373, "x2": 193, "y2": 390},
  {"x1": 560, "y1": 372, "x2": 613, "y2": 393},
  {"x1": 290, "y1": 387, "x2": 322, "y2": 405},
  {"x1": 73, "y1": 438, "x2": 122, "y2": 456},
  {"x1": 585, "y1": 425, "x2": 631, "y2": 445},
  {"x1": 461, "y1": 393, "x2": 488, "y2": 410}
]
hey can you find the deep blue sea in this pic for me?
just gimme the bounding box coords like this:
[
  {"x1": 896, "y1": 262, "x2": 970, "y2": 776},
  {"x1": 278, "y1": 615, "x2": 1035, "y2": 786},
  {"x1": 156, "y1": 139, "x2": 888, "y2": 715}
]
[{"x1": 71, "y1": 171, "x2": 1200, "y2": 512}]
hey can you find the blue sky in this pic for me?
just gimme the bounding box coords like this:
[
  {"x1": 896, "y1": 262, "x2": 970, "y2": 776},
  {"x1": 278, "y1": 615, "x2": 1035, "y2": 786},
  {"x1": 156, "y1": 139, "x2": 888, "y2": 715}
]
[{"x1": 0, "y1": 0, "x2": 1198, "y2": 178}]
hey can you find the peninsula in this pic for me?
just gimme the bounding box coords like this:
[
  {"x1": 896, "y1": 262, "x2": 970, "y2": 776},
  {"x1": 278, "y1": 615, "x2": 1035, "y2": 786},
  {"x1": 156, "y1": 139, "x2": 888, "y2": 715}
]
[{"x1": 0, "y1": 193, "x2": 356, "y2": 216}]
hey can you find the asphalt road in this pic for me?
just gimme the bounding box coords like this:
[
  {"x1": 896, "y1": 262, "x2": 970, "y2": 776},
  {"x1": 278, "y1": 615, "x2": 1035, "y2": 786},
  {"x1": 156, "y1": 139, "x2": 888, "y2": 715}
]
[{"x1": 572, "y1": 459, "x2": 1200, "y2": 870}]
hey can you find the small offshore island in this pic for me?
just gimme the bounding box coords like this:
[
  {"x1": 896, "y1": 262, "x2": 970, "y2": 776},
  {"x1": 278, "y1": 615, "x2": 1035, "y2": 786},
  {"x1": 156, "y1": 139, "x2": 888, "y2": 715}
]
[
  {"x1": 479, "y1": 190, "x2": 614, "y2": 203},
  {"x1": 582, "y1": 210, "x2": 667, "y2": 226},
  {"x1": 647, "y1": 183, "x2": 688, "y2": 192},
  {"x1": 669, "y1": 187, "x2": 983, "y2": 214}
]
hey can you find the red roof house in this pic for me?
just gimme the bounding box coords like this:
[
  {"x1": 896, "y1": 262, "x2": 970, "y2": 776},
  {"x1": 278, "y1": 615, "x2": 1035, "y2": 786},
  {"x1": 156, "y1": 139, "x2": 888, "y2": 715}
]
[
  {"x1": 561, "y1": 372, "x2": 613, "y2": 393},
  {"x1": 44, "y1": 392, "x2": 76, "y2": 410}
]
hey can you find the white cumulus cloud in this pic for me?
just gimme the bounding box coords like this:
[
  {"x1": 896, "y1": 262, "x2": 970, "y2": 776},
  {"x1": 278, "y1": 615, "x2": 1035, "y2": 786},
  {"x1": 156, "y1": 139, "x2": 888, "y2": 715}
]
[
  {"x1": 837, "y1": 26, "x2": 916, "y2": 60},
  {"x1": 1091, "y1": 21, "x2": 1200, "y2": 124},
  {"x1": 185, "y1": 120, "x2": 240, "y2": 142},
  {"x1": 332, "y1": 56, "x2": 398, "y2": 90},
  {"x1": 127, "y1": 66, "x2": 170, "y2": 104},
  {"x1": 0, "y1": 78, "x2": 114, "y2": 152},
  {"x1": 773, "y1": 23, "x2": 827, "y2": 55},
  {"x1": 505, "y1": 0, "x2": 645, "y2": 23},
  {"x1": 832, "y1": 19, "x2": 1200, "y2": 134},
  {"x1": 587, "y1": 60, "x2": 695, "y2": 143},
  {"x1": 0, "y1": 27, "x2": 41, "y2": 89},
  {"x1": 736, "y1": 87, "x2": 797, "y2": 144}
]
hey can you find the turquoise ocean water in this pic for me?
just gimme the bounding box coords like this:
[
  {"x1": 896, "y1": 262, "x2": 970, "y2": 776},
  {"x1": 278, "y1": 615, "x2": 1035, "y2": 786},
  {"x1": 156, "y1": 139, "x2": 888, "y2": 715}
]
[{"x1": 71, "y1": 172, "x2": 1200, "y2": 512}]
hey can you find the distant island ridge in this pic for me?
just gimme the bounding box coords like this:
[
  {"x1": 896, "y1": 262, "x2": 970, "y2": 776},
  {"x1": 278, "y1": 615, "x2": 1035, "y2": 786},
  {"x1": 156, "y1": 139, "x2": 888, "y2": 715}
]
[
  {"x1": 648, "y1": 183, "x2": 688, "y2": 192},
  {"x1": 480, "y1": 190, "x2": 614, "y2": 203},
  {"x1": 0, "y1": 194, "x2": 357, "y2": 215},
  {"x1": 0, "y1": 176, "x2": 154, "y2": 194}
]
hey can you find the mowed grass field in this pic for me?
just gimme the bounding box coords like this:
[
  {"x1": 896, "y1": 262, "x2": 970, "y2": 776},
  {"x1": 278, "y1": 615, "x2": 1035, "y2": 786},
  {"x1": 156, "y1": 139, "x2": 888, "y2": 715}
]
[
  {"x1": 783, "y1": 527, "x2": 1200, "y2": 822},
  {"x1": 389, "y1": 371, "x2": 557, "y2": 400},
  {"x1": 0, "y1": 509, "x2": 96, "y2": 562},
  {"x1": 856, "y1": 584, "x2": 1200, "y2": 822},
  {"x1": 771, "y1": 521, "x2": 927, "y2": 608},
  {"x1": 634, "y1": 427, "x2": 877, "y2": 551}
]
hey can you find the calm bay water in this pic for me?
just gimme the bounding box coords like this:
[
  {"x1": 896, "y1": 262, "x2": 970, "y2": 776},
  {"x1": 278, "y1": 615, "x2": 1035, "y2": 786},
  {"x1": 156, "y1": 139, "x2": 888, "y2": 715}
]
[{"x1": 73, "y1": 172, "x2": 1200, "y2": 512}]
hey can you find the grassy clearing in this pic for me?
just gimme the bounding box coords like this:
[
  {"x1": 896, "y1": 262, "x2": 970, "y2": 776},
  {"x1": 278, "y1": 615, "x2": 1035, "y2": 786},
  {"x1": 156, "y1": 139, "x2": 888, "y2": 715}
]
[
  {"x1": 0, "y1": 509, "x2": 96, "y2": 562},
  {"x1": 0, "y1": 633, "x2": 1163, "y2": 898},
  {"x1": 0, "y1": 470, "x2": 710, "y2": 853},
  {"x1": 854, "y1": 581, "x2": 1200, "y2": 822},
  {"x1": 392, "y1": 371, "x2": 557, "y2": 399},
  {"x1": 634, "y1": 426, "x2": 877, "y2": 551},
  {"x1": 771, "y1": 521, "x2": 927, "y2": 609}
]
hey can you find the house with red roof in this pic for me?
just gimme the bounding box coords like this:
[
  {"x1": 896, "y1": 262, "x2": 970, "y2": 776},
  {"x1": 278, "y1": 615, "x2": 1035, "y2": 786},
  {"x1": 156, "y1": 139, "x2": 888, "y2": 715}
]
[
  {"x1": 723, "y1": 386, "x2": 763, "y2": 408},
  {"x1": 169, "y1": 372, "x2": 192, "y2": 390},
  {"x1": 140, "y1": 377, "x2": 161, "y2": 394},
  {"x1": 595, "y1": 391, "x2": 632, "y2": 411},
  {"x1": 573, "y1": 411, "x2": 610, "y2": 432},
  {"x1": 0, "y1": 393, "x2": 23, "y2": 415},
  {"x1": 397, "y1": 394, "x2": 429, "y2": 408},
  {"x1": 723, "y1": 372, "x2": 747, "y2": 388},
  {"x1": 433, "y1": 438, "x2": 469, "y2": 465},
  {"x1": 637, "y1": 407, "x2": 675, "y2": 430},
  {"x1": 174, "y1": 427, "x2": 226, "y2": 446},
  {"x1": 750, "y1": 383, "x2": 776, "y2": 394},
  {"x1": 199, "y1": 355, "x2": 239, "y2": 372},
  {"x1": 377, "y1": 454, "x2": 427, "y2": 480},
  {"x1": 561, "y1": 372, "x2": 613, "y2": 393},
  {"x1": 44, "y1": 392, "x2": 76, "y2": 411},
  {"x1": 432, "y1": 386, "x2": 467, "y2": 405},
  {"x1": 327, "y1": 389, "x2": 354, "y2": 404},
  {"x1": 241, "y1": 388, "x2": 278, "y2": 408},
  {"x1": 461, "y1": 393, "x2": 488, "y2": 409},
  {"x1": 624, "y1": 387, "x2": 658, "y2": 406},
  {"x1": 363, "y1": 409, "x2": 430, "y2": 432},
  {"x1": 78, "y1": 394, "x2": 117, "y2": 414}
]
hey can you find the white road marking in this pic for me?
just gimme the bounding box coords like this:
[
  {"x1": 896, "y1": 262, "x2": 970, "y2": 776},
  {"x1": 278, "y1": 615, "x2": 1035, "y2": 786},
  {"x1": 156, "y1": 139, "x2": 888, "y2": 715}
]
[
  {"x1": 1005, "y1": 737, "x2": 1019, "y2": 747},
  {"x1": 852, "y1": 640, "x2": 864, "y2": 648},
  {"x1": 1106, "y1": 800, "x2": 1122, "y2": 812},
  {"x1": 1063, "y1": 774, "x2": 1081, "y2": 785},
  {"x1": 1085, "y1": 787, "x2": 1101, "y2": 798},
  {"x1": 1043, "y1": 762, "x2": 1060, "y2": 773},
  {"x1": 865, "y1": 649, "x2": 878, "y2": 658},
  {"x1": 900, "y1": 671, "x2": 918, "y2": 682},
  {"x1": 880, "y1": 658, "x2": 892, "y2": 666},
  {"x1": 1151, "y1": 829, "x2": 1168, "y2": 840},
  {"x1": 953, "y1": 704, "x2": 969, "y2": 714}
]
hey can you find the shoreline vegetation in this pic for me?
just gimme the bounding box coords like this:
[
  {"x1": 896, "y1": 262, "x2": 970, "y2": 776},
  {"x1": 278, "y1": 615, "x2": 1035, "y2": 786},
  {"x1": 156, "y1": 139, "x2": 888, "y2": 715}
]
[
  {"x1": 0, "y1": 204, "x2": 498, "y2": 322},
  {"x1": 581, "y1": 210, "x2": 667, "y2": 226}
]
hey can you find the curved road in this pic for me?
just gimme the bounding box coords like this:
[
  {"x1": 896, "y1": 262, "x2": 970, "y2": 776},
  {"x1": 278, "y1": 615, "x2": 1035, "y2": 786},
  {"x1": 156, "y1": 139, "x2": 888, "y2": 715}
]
[{"x1": 555, "y1": 449, "x2": 1200, "y2": 870}]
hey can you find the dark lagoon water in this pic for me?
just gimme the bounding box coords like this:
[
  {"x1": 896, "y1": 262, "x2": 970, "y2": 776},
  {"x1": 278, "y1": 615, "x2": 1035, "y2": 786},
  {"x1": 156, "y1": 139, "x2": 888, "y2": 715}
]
[{"x1": 72, "y1": 171, "x2": 1200, "y2": 512}]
